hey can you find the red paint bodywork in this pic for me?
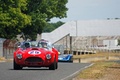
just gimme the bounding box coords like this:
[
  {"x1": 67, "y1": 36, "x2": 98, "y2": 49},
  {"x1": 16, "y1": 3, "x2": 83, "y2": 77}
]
[{"x1": 14, "y1": 47, "x2": 58, "y2": 68}]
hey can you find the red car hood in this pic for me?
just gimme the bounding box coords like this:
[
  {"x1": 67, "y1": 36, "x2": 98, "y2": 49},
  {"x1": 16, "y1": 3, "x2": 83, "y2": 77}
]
[
  {"x1": 24, "y1": 47, "x2": 46, "y2": 53},
  {"x1": 24, "y1": 47, "x2": 50, "y2": 54},
  {"x1": 18, "y1": 47, "x2": 51, "y2": 59}
]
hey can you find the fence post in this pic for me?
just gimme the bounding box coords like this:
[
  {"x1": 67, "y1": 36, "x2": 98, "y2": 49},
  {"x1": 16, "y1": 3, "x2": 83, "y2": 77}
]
[
  {"x1": 70, "y1": 36, "x2": 72, "y2": 54},
  {"x1": 79, "y1": 58, "x2": 81, "y2": 63}
]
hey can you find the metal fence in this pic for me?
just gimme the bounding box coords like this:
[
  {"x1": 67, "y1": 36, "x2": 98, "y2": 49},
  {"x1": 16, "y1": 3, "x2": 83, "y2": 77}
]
[
  {"x1": 3, "y1": 39, "x2": 17, "y2": 59},
  {"x1": 53, "y1": 36, "x2": 120, "y2": 54},
  {"x1": 53, "y1": 34, "x2": 71, "y2": 54},
  {"x1": 1, "y1": 36, "x2": 120, "y2": 59}
]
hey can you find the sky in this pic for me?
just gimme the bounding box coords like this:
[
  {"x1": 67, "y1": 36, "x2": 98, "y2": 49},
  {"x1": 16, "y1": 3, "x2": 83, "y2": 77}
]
[{"x1": 51, "y1": 0, "x2": 120, "y2": 22}]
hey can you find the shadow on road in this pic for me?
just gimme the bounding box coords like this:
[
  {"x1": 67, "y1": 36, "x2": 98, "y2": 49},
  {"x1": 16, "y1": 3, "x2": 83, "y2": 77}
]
[{"x1": 8, "y1": 67, "x2": 56, "y2": 71}]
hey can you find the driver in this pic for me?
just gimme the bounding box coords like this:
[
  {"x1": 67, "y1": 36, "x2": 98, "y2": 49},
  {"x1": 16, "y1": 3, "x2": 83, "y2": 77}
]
[
  {"x1": 41, "y1": 42, "x2": 47, "y2": 48},
  {"x1": 24, "y1": 42, "x2": 30, "y2": 48}
]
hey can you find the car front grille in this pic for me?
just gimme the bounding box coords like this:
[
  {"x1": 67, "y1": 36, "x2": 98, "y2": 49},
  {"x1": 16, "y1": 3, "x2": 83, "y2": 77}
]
[{"x1": 25, "y1": 57, "x2": 43, "y2": 63}]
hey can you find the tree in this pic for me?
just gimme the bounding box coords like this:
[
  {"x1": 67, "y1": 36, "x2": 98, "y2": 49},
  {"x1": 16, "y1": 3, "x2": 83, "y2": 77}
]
[
  {"x1": 118, "y1": 39, "x2": 120, "y2": 45},
  {"x1": 0, "y1": 0, "x2": 31, "y2": 39},
  {"x1": 0, "y1": 0, "x2": 68, "y2": 40},
  {"x1": 21, "y1": 0, "x2": 68, "y2": 40},
  {"x1": 43, "y1": 21, "x2": 65, "y2": 32}
]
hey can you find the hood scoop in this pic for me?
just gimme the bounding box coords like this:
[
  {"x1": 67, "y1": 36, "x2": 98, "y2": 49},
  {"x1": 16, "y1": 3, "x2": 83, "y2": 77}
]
[{"x1": 31, "y1": 48, "x2": 39, "y2": 50}]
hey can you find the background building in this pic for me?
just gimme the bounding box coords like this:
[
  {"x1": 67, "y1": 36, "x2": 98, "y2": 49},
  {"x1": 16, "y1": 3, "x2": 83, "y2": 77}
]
[{"x1": 41, "y1": 20, "x2": 120, "y2": 54}]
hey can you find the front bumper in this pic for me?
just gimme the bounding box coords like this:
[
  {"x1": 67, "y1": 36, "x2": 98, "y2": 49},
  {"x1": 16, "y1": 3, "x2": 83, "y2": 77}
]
[{"x1": 15, "y1": 56, "x2": 54, "y2": 67}]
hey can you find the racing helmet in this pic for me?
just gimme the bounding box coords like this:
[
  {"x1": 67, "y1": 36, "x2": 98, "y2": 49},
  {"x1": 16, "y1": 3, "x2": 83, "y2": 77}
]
[
  {"x1": 38, "y1": 39, "x2": 48, "y2": 48},
  {"x1": 41, "y1": 42, "x2": 47, "y2": 48},
  {"x1": 24, "y1": 42, "x2": 30, "y2": 48}
]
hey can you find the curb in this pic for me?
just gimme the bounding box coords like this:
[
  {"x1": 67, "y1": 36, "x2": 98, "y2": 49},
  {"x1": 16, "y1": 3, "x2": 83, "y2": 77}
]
[{"x1": 61, "y1": 63, "x2": 94, "y2": 80}]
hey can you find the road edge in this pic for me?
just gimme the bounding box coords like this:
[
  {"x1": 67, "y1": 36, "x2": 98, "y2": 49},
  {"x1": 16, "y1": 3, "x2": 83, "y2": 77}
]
[{"x1": 61, "y1": 63, "x2": 94, "y2": 80}]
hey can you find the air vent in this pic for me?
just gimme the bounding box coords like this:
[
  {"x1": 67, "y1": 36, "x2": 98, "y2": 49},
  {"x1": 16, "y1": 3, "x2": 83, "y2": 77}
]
[{"x1": 32, "y1": 48, "x2": 39, "y2": 50}]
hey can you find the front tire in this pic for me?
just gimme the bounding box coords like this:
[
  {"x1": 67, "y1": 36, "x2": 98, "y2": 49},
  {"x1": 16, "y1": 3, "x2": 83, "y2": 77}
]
[
  {"x1": 13, "y1": 60, "x2": 23, "y2": 70},
  {"x1": 49, "y1": 58, "x2": 56, "y2": 70},
  {"x1": 56, "y1": 62, "x2": 58, "y2": 69}
]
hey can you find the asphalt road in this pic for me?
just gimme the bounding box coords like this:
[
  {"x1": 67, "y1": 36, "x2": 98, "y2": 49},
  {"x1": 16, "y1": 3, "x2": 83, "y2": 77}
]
[{"x1": 0, "y1": 62, "x2": 91, "y2": 80}]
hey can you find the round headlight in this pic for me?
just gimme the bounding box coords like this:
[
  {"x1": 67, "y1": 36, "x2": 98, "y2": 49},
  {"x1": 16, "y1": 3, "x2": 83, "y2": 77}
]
[
  {"x1": 16, "y1": 54, "x2": 22, "y2": 59},
  {"x1": 46, "y1": 54, "x2": 51, "y2": 59}
]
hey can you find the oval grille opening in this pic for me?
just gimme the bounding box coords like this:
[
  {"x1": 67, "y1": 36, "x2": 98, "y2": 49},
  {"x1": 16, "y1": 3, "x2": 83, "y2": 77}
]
[{"x1": 25, "y1": 57, "x2": 43, "y2": 63}]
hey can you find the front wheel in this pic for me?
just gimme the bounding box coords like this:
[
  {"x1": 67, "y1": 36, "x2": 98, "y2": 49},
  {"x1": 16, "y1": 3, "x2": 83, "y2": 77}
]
[
  {"x1": 49, "y1": 58, "x2": 56, "y2": 70},
  {"x1": 13, "y1": 60, "x2": 23, "y2": 70},
  {"x1": 56, "y1": 62, "x2": 58, "y2": 69}
]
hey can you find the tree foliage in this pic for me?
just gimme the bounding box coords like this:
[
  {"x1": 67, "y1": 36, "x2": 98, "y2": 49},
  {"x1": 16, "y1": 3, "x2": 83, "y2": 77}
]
[
  {"x1": 118, "y1": 39, "x2": 120, "y2": 45},
  {"x1": 21, "y1": 0, "x2": 68, "y2": 40},
  {"x1": 0, "y1": 0, "x2": 31, "y2": 39},
  {"x1": 0, "y1": 0, "x2": 68, "y2": 40},
  {"x1": 43, "y1": 21, "x2": 65, "y2": 32}
]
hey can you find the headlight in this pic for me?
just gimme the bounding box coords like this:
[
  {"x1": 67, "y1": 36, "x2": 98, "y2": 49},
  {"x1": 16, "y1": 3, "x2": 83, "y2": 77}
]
[
  {"x1": 16, "y1": 54, "x2": 22, "y2": 59},
  {"x1": 46, "y1": 54, "x2": 51, "y2": 59}
]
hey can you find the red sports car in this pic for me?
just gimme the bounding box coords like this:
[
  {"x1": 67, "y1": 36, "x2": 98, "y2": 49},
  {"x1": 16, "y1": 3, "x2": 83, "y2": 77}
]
[{"x1": 13, "y1": 39, "x2": 58, "y2": 70}]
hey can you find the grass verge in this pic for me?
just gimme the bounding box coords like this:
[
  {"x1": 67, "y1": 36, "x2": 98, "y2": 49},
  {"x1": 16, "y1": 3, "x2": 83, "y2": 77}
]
[
  {"x1": 73, "y1": 52, "x2": 120, "y2": 59},
  {"x1": 0, "y1": 57, "x2": 5, "y2": 61},
  {"x1": 74, "y1": 61, "x2": 120, "y2": 80}
]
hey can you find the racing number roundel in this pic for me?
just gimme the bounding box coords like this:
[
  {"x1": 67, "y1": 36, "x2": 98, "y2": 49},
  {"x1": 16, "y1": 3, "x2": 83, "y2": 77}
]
[{"x1": 28, "y1": 50, "x2": 41, "y2": 55}]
